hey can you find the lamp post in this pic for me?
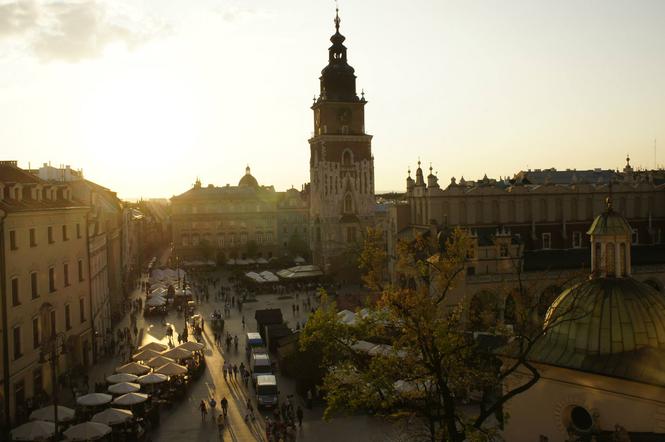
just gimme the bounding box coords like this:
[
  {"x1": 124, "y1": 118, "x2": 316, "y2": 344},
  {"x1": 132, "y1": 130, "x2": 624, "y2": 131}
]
[{"x1": 40, "y1": 332, "x2": 67, "y2": 439}]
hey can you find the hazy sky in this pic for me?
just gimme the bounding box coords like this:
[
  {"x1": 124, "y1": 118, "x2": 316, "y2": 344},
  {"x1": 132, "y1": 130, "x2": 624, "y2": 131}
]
[{"x1": 1, "y1": 0, "x2": 664, "y2": 199}]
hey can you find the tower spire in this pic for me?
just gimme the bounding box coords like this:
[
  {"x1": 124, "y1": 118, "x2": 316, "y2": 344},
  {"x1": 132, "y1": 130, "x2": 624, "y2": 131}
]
[{"x1": 334, "y1": 3, "x2": 340, "y2": 32}]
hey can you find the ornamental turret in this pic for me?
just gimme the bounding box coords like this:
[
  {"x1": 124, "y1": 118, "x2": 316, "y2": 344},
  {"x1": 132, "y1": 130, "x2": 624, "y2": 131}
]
[{"x1": 587, "y1": 197, "x2": 632, "y2": 278}]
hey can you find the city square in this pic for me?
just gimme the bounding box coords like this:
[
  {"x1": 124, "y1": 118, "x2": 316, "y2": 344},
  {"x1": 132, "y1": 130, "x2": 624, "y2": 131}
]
[{"x1": 2, "y1": 1, "x2": 665, "y2": 442}]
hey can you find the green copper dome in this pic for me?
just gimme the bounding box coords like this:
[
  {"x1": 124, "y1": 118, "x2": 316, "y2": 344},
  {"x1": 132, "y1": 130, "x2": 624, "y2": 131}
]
[
  {"x1": 530, "y1": 278, "x2": 665, "y2": 385},
  {"x1": 586, "y1": 204, "x2": 632, "y2": 237}
]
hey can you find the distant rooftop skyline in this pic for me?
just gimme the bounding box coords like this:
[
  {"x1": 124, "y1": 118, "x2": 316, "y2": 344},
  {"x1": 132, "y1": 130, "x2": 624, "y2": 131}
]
[{"x1": 1, "y1": 0, "x2": 664, "y2": 199}]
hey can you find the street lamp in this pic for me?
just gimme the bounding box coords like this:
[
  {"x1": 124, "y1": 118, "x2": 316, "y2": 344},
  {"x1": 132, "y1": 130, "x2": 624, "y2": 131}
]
[{"x1": 39, "y1": 332, "x2": 68, "y2": 439}]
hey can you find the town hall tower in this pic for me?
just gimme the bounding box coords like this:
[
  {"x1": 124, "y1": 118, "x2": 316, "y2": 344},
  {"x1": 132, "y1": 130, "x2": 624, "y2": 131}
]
[{"x1": 309, "y1": 9, "x2": 375, "y2": 270}]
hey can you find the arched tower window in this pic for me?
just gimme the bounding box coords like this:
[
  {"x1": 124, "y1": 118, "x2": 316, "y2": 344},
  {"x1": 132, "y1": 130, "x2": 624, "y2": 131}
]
[
  {"x1": 606, "y1": 243, "x2": 616, "y2": 277},
  {"x1": 344, "y1": 194, "x2": 353, "y2": 214},
  {"x1": 342, "y1": 149, "x2": 353, "y2": 166}
]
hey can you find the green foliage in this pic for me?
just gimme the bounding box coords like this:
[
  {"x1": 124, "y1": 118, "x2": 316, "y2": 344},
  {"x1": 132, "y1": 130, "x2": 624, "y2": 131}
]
[
  {"x1": 300, "y1": 229, "x2": 521, "y2": 442},
  {"x1": 197, "y1": 239, "x2": 214, "y2": 260},
  {"x1": 245, "y1": 240, "x2": 258, "y2": 258},
  {"x1": 287, "y1": 232, "x2": 309, "y2": 259}
]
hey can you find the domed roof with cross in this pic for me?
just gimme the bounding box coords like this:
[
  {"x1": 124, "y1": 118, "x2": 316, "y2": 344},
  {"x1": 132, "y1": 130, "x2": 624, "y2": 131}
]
[
  {"x1": 238, "y1": 166, "x2": 259, "y2": 188},
  {"x1": 530, "y1": 203, "x2": 665, "y2": 385}
]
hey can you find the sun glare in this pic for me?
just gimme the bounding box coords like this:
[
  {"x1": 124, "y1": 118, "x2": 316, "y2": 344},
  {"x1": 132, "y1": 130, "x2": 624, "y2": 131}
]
[{"x1": 81, "y1": 68, "x2": 197, "y2": 172}]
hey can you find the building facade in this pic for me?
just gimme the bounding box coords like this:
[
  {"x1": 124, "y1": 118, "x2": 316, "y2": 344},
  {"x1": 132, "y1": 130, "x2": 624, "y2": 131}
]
[
  {"x1": 171, "y1": 168, "x2": 309, "y2": 262},
  {"x1": 0, "y1": 161, "x2": 92, "y2": 428},
  {"x1": 308, "y1": 10, "x2": 376, "y2": 271},
  {"x1": 389, "y1": 160, "x2": 665, "y2": 325},
  {"x1": 32, "y1": 164, "x2": 124, "y2": 357}
]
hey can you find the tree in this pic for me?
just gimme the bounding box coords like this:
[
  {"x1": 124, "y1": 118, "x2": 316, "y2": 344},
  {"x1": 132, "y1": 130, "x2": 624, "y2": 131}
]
[
  {"x1": 197, "y1": 239, "x2": 214, "y2": 261},
  {"x1": 245, "y1": 240, "x2": 258, "y2": 258},
  {"x1": 300, "y1": 227, "x2": 586, "y2": 442},
  {"x1": 287, "y1": 232, "x2": 309, "y2": 259}
]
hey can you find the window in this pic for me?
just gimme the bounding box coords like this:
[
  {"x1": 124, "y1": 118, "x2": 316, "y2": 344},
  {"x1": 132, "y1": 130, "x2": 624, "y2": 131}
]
[
  {"x1": 63, "y1": 264, "x2": 70, "y2": 287},
  {"x1": 11, "y1": 277, "x2": 20, "y2": 306},
  {"x1": 49, "y1": 267, "x2": 56, "y2": 292},
  {"x1": 542, "y1": 233, "x2": 552, "y2": 250},
  {"x1": 572, "y1": 232, "x2": 582, "y2": 249},
  {"x1": 10, "y1": 230, "x2": 17, "y2": 250},
  {"x1": 49, "y1": 309, "x2": 56, "y2": 337},
  {"x1": 13, "y1": 326, "x2": 22, "y2": 360},
  {"x1": 76, "y1": 223, "x2": 81, "y2": 239},
  {"x1": 79, "y1": 298, "x2": 86, "y2": 323},
  {"x1": 33, "y1": 368, "x2": 43, "y2": 395},
  {"x1": 631, "y1": 228, "x2": 639, "y2": 245},
  {"x1": 31, "y1": 272, "x2": 38, "y2": 299},
  {"x1": 62, "y1": 225, "x2": 68, "y2": 241},
  {"x1": 29, "y1": 228, "x2": 37, "y2": 247},
  {"x1": 606, "y1": 243, "x2": 616, "y2": 276},
  {"x1": 499, "y1": 244, "x2": 509, "y2": 257},
  {"x1": 48, "y1": 226, "x2": 54, "y2": 244},
  {"x1": 65, "y1": 304, "x2": 72, "y2": 330},
  {"x1": 78, "y1": 260, "x2": 84, "y2": 282},
  {"x1": 344, "y1": 194, "x2": 353, "y2": 213},
  {"x1": 32, "y1": 317, "x2": 40, "y2": 349},
  {"x1": 346, "y1": 226, "x2": 357, "y2": 243}
]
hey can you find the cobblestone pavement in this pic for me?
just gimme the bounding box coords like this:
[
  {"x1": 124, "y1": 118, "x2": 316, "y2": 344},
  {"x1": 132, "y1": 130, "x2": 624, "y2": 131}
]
[{"x1": 85, "y1": 265, "x2": 396, "y2": 441}]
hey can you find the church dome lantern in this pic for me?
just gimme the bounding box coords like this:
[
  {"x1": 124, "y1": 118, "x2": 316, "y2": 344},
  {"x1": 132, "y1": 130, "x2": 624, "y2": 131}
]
[
  {"x1": 238, "y1": 165, "x2": 259, "y2": 188},
  {"x1": 529, "y1": 200, "x2": 665, "y2": 386}
]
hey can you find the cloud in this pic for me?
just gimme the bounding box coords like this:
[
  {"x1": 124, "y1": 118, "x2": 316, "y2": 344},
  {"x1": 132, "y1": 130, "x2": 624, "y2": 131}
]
[{"x1": 0, "y1": 0, "x2": 163, "y2": 62}]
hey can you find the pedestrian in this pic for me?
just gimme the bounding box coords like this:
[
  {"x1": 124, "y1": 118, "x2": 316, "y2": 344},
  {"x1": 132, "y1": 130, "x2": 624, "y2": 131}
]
[
  {"x1": 233, "y1": 363, "x2": 238, "y2": 379},
  {"x1": 221, "y1": 396, "x2": 228, "y2": 417},
  {"x1": 222, "y1": 362, "x2": 228, "y2": 380},
  {"x1": 296, "y1": 406, "x2": 303, "y2": 427},
  {"x1": 245, "y1": 399, "x2": 255, "y2": 422},
  {"x1": 241, "y1": 315, "x2": 245, "y2": 329},
  {"x1": 199, "y1": 400, "x2": 207, "y2": 421},
  {"x1": 209, "y1": 397, "x2": 217, "y2": 419}
]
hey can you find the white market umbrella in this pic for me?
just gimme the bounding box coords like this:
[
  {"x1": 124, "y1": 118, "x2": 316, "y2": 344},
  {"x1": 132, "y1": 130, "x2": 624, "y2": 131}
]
[
  {"x1": 63, "y1": 421, "x2": 111, "y2": 441},
  {"x1": 76, "y1": 393, "x2": 112, "y2": 407},
  {"x1": 161, "y1": 347, "x2": 193, "y2": 360},
  {"x1": 177, "y1": 341, "x2": 204, "y2": 352},
  {"x1": 107, "y1": 382, "x2": 140, "y2": 395},
  {"x1": 29, "y1": 405, "x2": 75, "y2": 422},
  {"x1": 155, "y1": 362, "x2": 188, "y2": 376},
  {"x1": 137, "y1": 373, "x2": 168, "y2": 385},
  {"x1": 91, "y1": 408, "x2": 134, "y2": 426},
  {"x1": 106, "y1": 373, "x2": 138, "y2": 384},
  {"x1": 112, "y1": 392, "x2": 149, "y2": 406},
  {"x1": 10, "y1": 420, "x2": 55, "y2": 441},
  {"x1": 115, "y1": 362, "x2": 150, "y2": 375},
  {"x1": 132, "y1": 348, "x2": 161, "y2": 362},
  {"x1": 146, "y1": 355, "x2": 175, "y2": 368},
  {"x1": 138, "y1": 341, "x2": 168, "y2": 352},
  {"x1": 145, "y1": 296, "x2": 166, "y2": 307}
]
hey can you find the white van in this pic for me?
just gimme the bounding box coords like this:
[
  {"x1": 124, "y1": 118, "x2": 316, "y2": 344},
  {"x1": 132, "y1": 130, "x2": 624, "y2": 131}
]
[
  {"x1": 255, "y1": 374, "x2": 279, "y2": 409},
  {"x1": 250, "y1": 352, "x2": 272, "y2": 386}
]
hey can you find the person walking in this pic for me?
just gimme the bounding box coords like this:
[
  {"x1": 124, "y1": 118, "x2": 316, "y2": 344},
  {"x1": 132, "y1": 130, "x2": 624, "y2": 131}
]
[
  {"x1": 200, "y1": 400, "x2": 208, "y2": 422},
  {"x1": 233, "y1": 363, "x2": 238, "y2": 379},
  {"x1": 221, "y1": 396, "x2": 229, "y2": 418},
  {"x1": 296, "y1": 406, "x2": 303, "y2": 427},
  {"x1": 209, "y1": 397, "x2": 217, "y2": 420}
]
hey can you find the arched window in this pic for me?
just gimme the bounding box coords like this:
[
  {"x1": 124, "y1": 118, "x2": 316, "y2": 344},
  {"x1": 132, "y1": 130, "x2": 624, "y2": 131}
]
[
  {"x1": 342, "y1": 150, "x2": 353, "y2": 166},
  {"x1": 504, "y1": 295, "x2": 516, "y2": 325},
  {"x1": 606, "y1": 243, "x2": 616, "y2": 276},
  {"x1": 344, "y1": 194, "x2": 353, "y2": 214}
]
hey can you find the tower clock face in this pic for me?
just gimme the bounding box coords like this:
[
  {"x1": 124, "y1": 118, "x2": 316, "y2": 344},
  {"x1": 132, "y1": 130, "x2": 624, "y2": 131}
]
[{"x1": 337, "y1": 107, "x2": 351, "y2": 124}]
